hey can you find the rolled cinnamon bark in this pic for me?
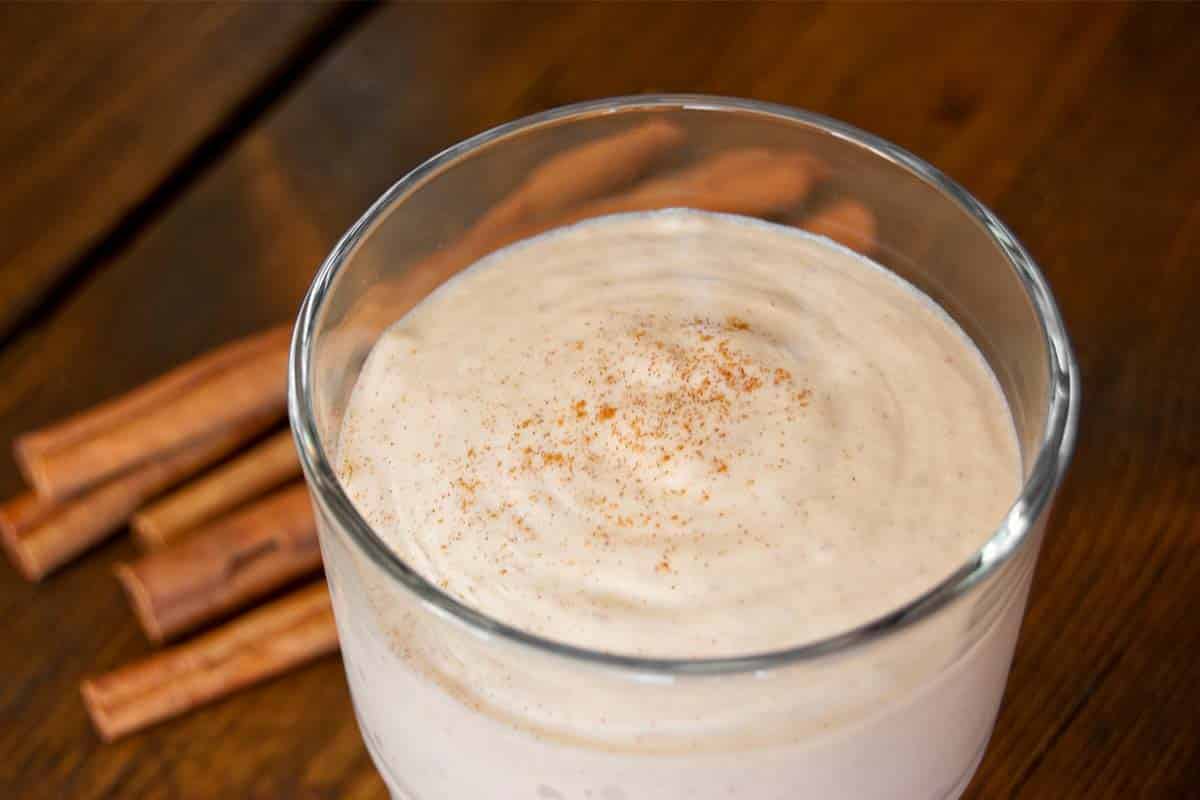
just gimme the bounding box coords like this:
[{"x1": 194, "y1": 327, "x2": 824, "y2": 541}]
[
  {"x1": 81, "y1": 581, "x2": 337, "y2": 742},
  {"x1": 406, "y1": 149, "x2": 827, "y2": 302},
  {"x1": 553, "y1": 148, "x2": 827, "y2": 229},
  {"x1": 0, "y1": 492, "x2": 55, "y2": 577},
  {"x1": 132, "y1": 430, "x2": 300, "y2": 549},
  {"x1": 464, "y1": 118, "x2": 686, "y2": 245},
  {"x1": 115, "y1": 484, "x2": 319, "y2": 642},
  {"x1": 16, "y1": 326, "x2": 291, "y2": 500},
  {"x1": 1, "y1": 413, "x2": 276, "y2": 581},
  {"x1": 0, "y1": 491, "x2": 56, "y2": 540},
  {"x1": 795, "y1": 198, "x2": 879, "y2": 256}
]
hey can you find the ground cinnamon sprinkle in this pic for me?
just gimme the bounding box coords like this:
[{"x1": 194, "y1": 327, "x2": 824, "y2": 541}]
[
  {"x1": 327, "y1": 210, "x2": 1024, "y2": 665},
  {"x1": 411, "y1": 309, "x2": 814, "y2": 586}
]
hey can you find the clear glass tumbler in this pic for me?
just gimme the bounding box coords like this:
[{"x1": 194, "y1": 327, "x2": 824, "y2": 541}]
[{"x1": 289, "y1": 96, "x2": 1079, "y2": 800}]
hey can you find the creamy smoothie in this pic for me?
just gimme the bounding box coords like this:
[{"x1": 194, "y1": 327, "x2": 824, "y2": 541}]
[{"x1": 330, "y1": 210, "x2": 1025, "y2": 799}]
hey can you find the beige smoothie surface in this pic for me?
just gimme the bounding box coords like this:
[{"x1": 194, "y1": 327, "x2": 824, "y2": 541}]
[{"x1": 336, "y1": 209, "x2": 1020, "y2": 658}]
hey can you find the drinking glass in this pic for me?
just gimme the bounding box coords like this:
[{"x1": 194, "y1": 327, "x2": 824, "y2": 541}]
[{"x1": 289, "y1": 96, "x2": 1079, "y2": 800}]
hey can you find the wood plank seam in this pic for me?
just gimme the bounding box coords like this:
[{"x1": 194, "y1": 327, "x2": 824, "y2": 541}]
[{"x1": 0, "y1": 1, "x2": 377, "y2": 351}]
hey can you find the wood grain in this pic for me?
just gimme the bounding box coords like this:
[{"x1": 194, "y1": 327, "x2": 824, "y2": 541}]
[
  {"x1": 1, "y1": 2, "x2": 1196, "y2": 797},
  {"x1": 0, "y1": 3, "x2": 344, "y2": 341},
  {"x1": 964, "y1": 4, "x2": 1200, "y2": 795}
]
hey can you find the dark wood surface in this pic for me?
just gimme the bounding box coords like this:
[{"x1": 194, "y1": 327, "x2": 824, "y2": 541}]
[
  {"x1": 0, "y1": 2, "x2": 350, "y2": 343},
  {"x1": 2, "y1": 3, "x2": 1197, "y2": 797}
]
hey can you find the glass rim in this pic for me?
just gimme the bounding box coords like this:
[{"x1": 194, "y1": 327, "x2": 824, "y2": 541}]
[{"x1": 288, "y1": 94, "x2": 1081, "y2": 676}]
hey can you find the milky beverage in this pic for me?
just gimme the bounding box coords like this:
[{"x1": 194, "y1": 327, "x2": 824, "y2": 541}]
[{"x1": 331, "y1": 210, "x2": 1025, "y2": 799}]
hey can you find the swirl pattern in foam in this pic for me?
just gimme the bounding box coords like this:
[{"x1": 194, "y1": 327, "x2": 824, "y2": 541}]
[{"x1": 337, "y1": 210, "x2": 1019, "y2": 658}]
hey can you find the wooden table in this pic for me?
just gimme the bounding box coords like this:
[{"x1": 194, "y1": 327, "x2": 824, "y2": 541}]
[{"x1": 2, "y1": 4, "x2": 1196, "y2": 797}]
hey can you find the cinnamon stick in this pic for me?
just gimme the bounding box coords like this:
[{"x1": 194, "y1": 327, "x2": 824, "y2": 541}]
[
  {"x1": 551, "y1": 148, "x2": 827, "y2": 230},
  {"x1": 16, "y1": 326, "x2": 291, "y2": 500},
  {"x1": 81, "y1": 581, "x2": 337, "y2": 742},
  {"x1": 464, "y1": 119, "x2": 685, "y2": 245},
  {"x1": 1, "y1": 413, "x2": 276, "y2": 581},
  {"x1": 132, "y1": 430, "x2": 301, "y2": 549},
  {"x1": 0, "y1": 491, "x2": 56, "y2": 540},
  {"x1": 0, "y1": 492, "x2": 56, "y2": 576},
  {"x1": 370, "y1": 148, "x2": 829, "y2": 321},
  {"x1": 795, "y1": 198, "x2": 878, "y2": 256},
  {"x1": 116, "y1": 484, "x2": 319, "y2": 642}
]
